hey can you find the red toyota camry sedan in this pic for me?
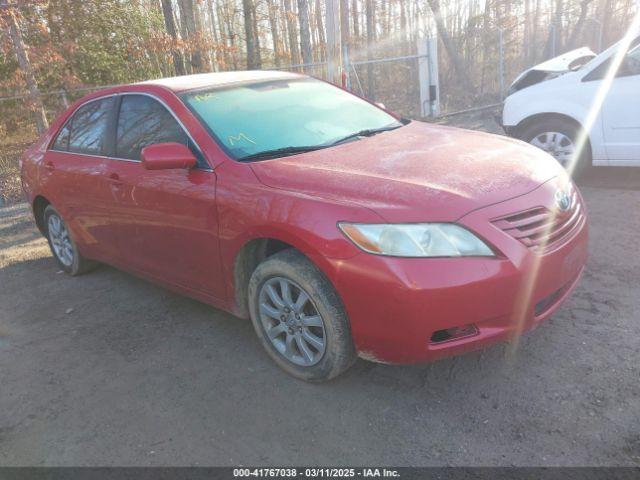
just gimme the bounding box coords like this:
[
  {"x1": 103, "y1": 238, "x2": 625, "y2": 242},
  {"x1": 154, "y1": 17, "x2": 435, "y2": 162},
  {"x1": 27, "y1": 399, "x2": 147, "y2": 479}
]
[{"x1": 21, "y1": 71, "x2": 588, "y2": 381}]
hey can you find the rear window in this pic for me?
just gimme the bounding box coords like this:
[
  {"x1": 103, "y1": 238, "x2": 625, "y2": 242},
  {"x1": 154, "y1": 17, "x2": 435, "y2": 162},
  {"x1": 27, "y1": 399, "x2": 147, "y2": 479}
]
[{"x1": 66, "y1": 97, "x2": 115, "y2": 155}]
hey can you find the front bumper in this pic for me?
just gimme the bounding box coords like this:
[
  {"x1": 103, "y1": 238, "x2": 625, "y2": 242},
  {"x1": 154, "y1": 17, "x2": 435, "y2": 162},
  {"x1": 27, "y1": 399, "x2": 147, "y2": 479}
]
[{"x1": 328, "y1": 181, "x2": 588, "y2": 364}]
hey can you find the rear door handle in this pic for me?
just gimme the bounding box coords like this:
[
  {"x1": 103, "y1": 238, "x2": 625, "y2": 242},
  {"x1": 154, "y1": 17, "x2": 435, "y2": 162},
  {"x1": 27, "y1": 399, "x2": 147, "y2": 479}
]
[
  {"x1": 44, "y1": 160, "x2": 55, "y2": 171},
  {"x1": 108, "y1": 172, "x2": 122, "y2": 183}
]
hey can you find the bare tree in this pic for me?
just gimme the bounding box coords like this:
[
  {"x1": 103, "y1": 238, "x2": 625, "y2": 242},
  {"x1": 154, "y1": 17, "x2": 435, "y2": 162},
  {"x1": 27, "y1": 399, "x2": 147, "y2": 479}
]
[
  {"x1": 284, "y1": 0, "x2": 300, "y2": 64},
  {"x1": 545, "y1": 0, "x2": 564, "y2": 57},
  {"x1": 351, "y1": 0, "x2": 359, "y2": 38},
  {"x1": 243, "y1": 0, "x2": 261, "y2": 68},
  {"x1": 365, "y1": 0, "x2": 375, "y2": 98},
  {"x1": 340, "y1": 0, "x2": 350, "y2": 58},
  {"x1": 2, "y1": 5, "x2": 48, "y2": 133},
  {"x1": 315, "y1": 0, "x2": 326, "y2": 61},
  {"x1": 161, "y1": 0, "x2": 186, "y2": 75},
  {"x1": 427, "y1": 0, "x2": 475, "y2": 93},
  {"x1": 567, "y1": 0, "x2": 596, "y2": 49},
  {"x1": 266, "y1": 0, "x2": 282, "y2": 67},
  {"x1": 297, "y1": 0, "x2": 313, "y2": 68},
  {"x1": 178, "y1": 0, "x2": 204, "y2": 70}
]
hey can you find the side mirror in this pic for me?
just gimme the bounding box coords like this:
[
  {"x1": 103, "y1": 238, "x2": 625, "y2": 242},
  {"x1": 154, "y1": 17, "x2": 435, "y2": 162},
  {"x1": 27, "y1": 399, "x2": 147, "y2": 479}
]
[{"x1": 141, "y1": 143, "x2": 197, "y2": 170}]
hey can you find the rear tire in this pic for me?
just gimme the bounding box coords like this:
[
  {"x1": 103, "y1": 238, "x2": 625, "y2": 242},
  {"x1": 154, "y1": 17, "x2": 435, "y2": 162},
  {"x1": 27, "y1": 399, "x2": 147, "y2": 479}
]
[
  {"x1": 519, "y1": 118, "x2": 591, "y2": 176},
  {"x1": 43, "y1": 205, "x2": 97, "y2": 276},
  {"x1": 248, "y1": 249, "x2": 356, "y2": 382}
]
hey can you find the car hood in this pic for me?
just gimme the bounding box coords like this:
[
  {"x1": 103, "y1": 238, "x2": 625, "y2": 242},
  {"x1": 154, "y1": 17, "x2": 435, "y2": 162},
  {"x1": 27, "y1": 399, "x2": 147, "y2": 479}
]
[
  {"x1": 250, "y1": 121, "x2": 564, "y2": 222},
  {"x1": 508, "y1": 47, "x2": 596, "y2": 94},
  {"x1": 529, "y1": 47, "x2": 596, "y2": 73}
]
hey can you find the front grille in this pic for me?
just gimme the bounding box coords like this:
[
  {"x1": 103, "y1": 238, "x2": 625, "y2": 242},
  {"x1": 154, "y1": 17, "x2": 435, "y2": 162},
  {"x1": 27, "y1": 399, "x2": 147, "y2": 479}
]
[{"x1": 492, "y1": 190, "x2": 584, "y2": 251}]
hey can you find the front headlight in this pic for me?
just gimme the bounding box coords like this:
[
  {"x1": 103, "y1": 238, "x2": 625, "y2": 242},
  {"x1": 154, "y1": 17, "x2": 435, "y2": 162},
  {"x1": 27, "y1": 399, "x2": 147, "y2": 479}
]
[{"x1": 338, "y1": 223, "x2": 495, "y2": 257}]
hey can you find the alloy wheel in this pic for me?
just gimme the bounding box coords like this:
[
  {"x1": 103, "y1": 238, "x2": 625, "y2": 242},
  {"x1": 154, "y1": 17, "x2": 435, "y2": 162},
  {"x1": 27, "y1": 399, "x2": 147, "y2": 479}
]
[
  {"x1": 47, "y1": 213, "x2": 74, "y2": 267},
  {"x1": 530, "y1": 131, "x2": 575, "y2": 168},
  {"x1": 258, "y1": 277, "x2": 327, "y2": 367}
]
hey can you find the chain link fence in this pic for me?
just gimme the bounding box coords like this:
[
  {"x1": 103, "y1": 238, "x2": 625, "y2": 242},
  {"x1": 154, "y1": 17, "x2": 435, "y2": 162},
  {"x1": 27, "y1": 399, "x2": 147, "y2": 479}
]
[{"x1": 0, "y1": 14, "x2": 627, "y2": 205}]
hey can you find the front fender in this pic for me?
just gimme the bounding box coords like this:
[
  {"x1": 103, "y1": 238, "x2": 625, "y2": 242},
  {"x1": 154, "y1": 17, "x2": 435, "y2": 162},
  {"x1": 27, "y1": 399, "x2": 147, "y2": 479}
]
[{"x1": 215, "y1": 160, "x2": 382, "y2": 312}]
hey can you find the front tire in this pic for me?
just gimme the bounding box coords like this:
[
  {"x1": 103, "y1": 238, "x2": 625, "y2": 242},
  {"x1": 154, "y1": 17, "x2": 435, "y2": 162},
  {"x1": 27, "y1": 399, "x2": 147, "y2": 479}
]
[
  {"x1": 519, "y1": 118, "x2": 591, "y2": 174},
  {"x1": 248, "y1": 249, "x2": 356, "y2": 382},
  {"x1": 43, "y1": 205, "x2": 97, "y2": 276}
]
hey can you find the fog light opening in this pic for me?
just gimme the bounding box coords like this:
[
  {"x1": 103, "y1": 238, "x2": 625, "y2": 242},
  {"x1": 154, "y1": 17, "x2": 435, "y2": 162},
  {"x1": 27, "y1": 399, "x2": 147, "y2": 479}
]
[{"x1": 430, "y1": 324, "x2": 478, "y2": 344}]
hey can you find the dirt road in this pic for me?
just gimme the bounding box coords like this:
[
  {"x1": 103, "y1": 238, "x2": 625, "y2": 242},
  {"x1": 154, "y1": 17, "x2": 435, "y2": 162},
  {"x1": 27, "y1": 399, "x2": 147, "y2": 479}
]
[{"x1": 0, "y1": 169, "x2": 639, "y2": 466}]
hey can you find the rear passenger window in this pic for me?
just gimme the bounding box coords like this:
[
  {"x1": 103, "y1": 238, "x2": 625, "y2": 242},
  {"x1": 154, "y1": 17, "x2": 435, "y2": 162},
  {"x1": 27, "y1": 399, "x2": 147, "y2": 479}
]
[
  {"x1": 116, "y1": 95, "x2": 189, "y2": 161},
  {"x1": 67, "y1": 97, "x2": 115, "y2": 155},
  {"x1": 52, "y1": 123, "x2": 71, "y2": 151}
]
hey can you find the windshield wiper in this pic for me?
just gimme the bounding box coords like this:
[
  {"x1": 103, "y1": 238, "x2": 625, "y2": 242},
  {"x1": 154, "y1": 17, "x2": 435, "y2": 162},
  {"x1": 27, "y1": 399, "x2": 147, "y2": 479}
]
[
  {"x1": 238, "y1": 145, "x2": 328, "y2": 162},
  {"x1": 238, "y1": 123, "x2": 404, "y2": 162},
  {"x1": 329, "y1": 124, "x2": 403, "y2": 146}
]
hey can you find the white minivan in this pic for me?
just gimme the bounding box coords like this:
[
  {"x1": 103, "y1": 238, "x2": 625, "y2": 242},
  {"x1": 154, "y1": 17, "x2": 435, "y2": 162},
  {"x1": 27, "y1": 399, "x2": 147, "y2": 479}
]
[{"x1": 501, "y1": 34, "x2": 640, "y2": 169}]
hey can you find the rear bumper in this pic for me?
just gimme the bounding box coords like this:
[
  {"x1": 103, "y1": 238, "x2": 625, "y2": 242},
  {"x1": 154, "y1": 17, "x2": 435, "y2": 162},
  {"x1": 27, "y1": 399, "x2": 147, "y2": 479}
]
[{"x1": 328, "y1": 182, "x2": 588, "y2": 364}]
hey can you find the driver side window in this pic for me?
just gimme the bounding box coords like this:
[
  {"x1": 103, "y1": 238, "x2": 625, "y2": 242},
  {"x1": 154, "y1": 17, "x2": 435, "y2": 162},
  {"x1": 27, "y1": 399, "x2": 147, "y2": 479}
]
[{"x1": 116, "y1": 95, "x2": 189, "y2": 161}]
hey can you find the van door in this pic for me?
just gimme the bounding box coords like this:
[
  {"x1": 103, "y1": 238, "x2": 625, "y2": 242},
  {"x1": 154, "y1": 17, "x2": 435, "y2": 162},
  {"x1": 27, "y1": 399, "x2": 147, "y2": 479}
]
[{"x1": 601, "y1": 39, "x2": 640, "y2": 164}]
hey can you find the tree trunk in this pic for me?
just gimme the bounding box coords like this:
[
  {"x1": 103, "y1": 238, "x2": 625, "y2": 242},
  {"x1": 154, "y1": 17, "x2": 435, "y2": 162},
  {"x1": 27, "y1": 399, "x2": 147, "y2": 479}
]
[
  {"x1": 217, "y1": 1, "x2": 235, "y2": 69},
  {"x1": 315, "y1": 0, "x2": 326, "y2": 61},
  {"x1": 206, "y1": 0, "x2": 220, "y2": 71},
  {"x1": 243, "y1": 0, "x2": 261, "y2": 69},
  {"x1": 339, "y1": 0, "x2": 350, "y2": 58},
  {"x1": 427, "y1": 0, "x2": 475, "y2": 93},
  {"x1": 399, "y1": 0, "x2": 407, "y2": 53},
  {"x1": 252, "y1": 0, "x2": 262, "y2": 67},
  {"x1": 351, "y1": 0, "x2": 359, "y2": 39},
  {"x1": 531, "y1": 0, "x2": 541, "y2": 63},
  {"x1": 178, "y1": 0, "x2": 203, "y2": 71},
  {"x1": 297, "y1": 0, "x2": 313, "y2": 68},
  {"x1": 545, "y1": 0, "x2": 563, "y2": 58},
  {"x1": 284, "y1": 0, "x2": 300, "y2": 64},
  {"x1": 4, "y1": 8, "x2": 48, "y2": 134},
  {"x1": 524, "y1": 0, "x2": 530, "y2": 62},
  {"x1": 161, "y1": 0, "x2": 186, "y2": 75},
  {"x1": 365, "y1": 0, "x2": 375, "y2": 99},
  {"x1": 266, "y1": 0, "x2": 282, "y2": 67},
  {"x1": 567, "y1": 0, "x2": 595, "y2": 50}
]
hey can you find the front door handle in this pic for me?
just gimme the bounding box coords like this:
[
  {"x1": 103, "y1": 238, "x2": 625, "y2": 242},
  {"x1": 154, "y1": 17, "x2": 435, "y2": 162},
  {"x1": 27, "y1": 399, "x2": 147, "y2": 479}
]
[
  {"x1": 44, "y1": 160, "x2": 55, "y2": 171},
  {"x1": 108, "y1": 172, "x2": 122, "y2": 183}
]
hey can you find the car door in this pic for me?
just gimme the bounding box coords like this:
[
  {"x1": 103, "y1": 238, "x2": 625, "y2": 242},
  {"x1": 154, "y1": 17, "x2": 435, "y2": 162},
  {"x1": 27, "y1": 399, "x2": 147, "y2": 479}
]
[
  {"x1": 601, "y1": 38, "x2": 640, "y2": 164},
  {"x1": 104, "y1": 93, "x2": 225, "y2": 301},
  {"x1": 43, "y1": 95, "x2": 121, "y2": 260}
]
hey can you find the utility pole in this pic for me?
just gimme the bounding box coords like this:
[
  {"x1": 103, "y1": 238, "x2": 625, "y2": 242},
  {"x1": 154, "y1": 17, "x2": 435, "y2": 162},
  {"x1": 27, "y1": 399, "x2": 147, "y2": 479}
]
[
  {"x1": 325, "y1": 0, "x2": 342, "y2": 85},
  {"x1": 1, "y1": 2, "x2": 49, "y2": 133}
]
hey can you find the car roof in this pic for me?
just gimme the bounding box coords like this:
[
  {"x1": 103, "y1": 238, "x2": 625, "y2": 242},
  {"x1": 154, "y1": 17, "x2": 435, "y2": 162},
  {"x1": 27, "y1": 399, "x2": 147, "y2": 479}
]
[{"x1": 135, "y1": 70, "x2": 304, "y2": 92}]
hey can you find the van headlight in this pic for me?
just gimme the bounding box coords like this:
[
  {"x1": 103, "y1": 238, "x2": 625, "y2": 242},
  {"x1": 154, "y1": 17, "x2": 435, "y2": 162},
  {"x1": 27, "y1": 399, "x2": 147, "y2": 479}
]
[{"x1": 338, "y1": 223, "x2": 495, "y2": 257}]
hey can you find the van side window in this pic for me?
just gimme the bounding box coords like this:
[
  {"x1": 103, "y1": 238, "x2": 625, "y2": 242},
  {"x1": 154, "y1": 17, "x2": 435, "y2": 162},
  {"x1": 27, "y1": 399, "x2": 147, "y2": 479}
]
[
  {"x1": 67, "y1": 97, "x2": 115, "y2": 155},
  {"x1": 116, "y1": 95, "x2": 189, "y2": 161}
]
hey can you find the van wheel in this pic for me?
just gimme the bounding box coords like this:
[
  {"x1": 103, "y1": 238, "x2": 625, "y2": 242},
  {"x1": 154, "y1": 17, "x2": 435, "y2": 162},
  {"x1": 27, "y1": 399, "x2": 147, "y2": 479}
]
[
  {"x1": 43, "y1": 205, "x2": 97, "y2": 276},
  {"x1": 248, "y1": 249, "x2": 356, "y2": 382},
  {"x1": 519, "y1": 118, "x2": 591, "y2": 175}
]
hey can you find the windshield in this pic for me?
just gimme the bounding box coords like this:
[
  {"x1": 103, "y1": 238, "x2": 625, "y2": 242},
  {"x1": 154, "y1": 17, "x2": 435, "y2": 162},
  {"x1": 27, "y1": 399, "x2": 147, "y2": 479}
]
[{"x1": 181, "y1": 78, "x2": 402, "y2": 160}]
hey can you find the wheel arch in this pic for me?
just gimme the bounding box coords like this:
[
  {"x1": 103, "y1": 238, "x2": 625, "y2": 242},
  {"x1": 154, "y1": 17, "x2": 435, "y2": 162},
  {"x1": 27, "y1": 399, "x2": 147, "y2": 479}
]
[
  {"x1": 232, "y1": 237, "x2": 303, "y2": 319},
  {"x1": 230, "y1": 227, "x2": 343, "y2": 319},
  {"x1": 32, "y1": 195, "x2": 51, "y2": 235},
  {"x1": 512, "y1": 112, "x2": 586, "y2": 141},
  {"x1": 512, "y1": 112, "x2": 594, "y2": 167}
]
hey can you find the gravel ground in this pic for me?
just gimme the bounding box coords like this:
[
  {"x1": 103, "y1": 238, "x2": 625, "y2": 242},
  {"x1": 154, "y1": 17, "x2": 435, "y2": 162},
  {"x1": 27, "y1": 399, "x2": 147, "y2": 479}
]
[{"x1": 0, "y1": 151, "x2": 639, "y2": 466}]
